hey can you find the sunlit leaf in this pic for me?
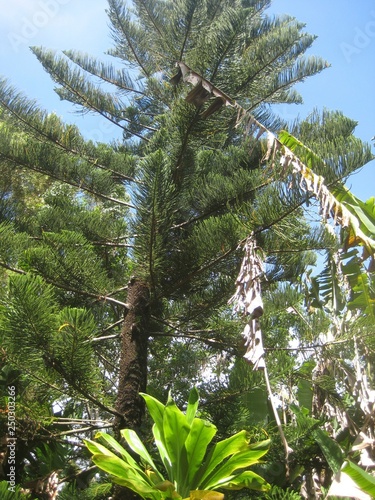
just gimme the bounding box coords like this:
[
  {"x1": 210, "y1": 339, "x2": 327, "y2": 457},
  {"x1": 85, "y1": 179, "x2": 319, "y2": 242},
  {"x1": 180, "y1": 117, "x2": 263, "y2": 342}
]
[
  {"x1": 186, "y1": 418, "x2": 217, "y2": 488},
  {"x1": 197, "y1": 431, "x2": 249, "y2": 486},
  {"x1": 121, "y1": 428, "x2": 164, "y2": 482},
  {"x1": 341, "y1": 461, "x2": 375, "y2": 496},
  {"x1": 201, "y1": 447, "x2": 269, "y2": 490},
  {"x1": 217, "y1": 470, "x2": 270, "y2": 491}
]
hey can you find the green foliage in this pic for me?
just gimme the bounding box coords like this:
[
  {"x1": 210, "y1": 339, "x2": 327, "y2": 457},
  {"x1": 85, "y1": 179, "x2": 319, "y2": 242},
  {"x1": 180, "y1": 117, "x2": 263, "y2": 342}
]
[
  {"x1": 280, "y1": 109, "x2": 373, "y2": 182},
  {"x1": 0, "y1": 0, "x2": 373, "y2": 496},
  {"x1": 262, "y1": 485, "x2": 301, "y2": 499},
  {"x1": 341, "y1": 461, "x2": 375, "y2": 496},
  {"x1": 0, "y1": 481, "x2": 30, "y2": 499},
  {"x1": 58, "y1": 481, "x2": 113, "y2": 500},
  {"x1": 0, "y1": 274, "x2": 102, "y2": 395},
  {"x1": 85, "y1": 389, "x2": 270, "y2": 498}
]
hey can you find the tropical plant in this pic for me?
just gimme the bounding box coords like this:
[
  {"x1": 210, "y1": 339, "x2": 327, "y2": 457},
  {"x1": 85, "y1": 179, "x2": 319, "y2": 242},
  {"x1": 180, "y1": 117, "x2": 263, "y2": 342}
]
[{"x1": 84, "y1": 388, "x2": 270, "y2": 499}]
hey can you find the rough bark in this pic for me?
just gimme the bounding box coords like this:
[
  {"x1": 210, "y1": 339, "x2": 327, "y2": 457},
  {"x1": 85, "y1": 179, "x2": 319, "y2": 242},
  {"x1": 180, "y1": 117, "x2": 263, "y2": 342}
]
[
  {"x1": 114, "y1": 278, "x2": 150, "y2": 436},
  {"x1": 112, "y1": 279, "x2": 150, "y2": 500}
]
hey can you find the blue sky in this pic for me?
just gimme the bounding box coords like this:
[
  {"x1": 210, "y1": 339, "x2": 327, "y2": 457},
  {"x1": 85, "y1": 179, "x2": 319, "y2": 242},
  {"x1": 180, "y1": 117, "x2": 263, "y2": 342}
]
[{"x1": 0, "y1": 0, "x2": 374, "y2": 200}]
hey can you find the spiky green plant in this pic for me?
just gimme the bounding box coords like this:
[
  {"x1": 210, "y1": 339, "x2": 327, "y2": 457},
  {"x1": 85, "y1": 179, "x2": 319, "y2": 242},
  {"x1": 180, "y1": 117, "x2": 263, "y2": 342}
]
[{"x1": 85, "y1": 388, "x2": 270, "y2": 499}]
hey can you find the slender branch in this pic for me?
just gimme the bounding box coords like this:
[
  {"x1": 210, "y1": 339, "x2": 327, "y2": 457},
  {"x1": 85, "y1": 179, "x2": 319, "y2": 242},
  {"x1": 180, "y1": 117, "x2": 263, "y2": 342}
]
[
  {"x1": 263, "y1": 361, "x2": 292, "y2": 477},
  {"x1": 35, "y1": 54, "x2": 151, "y2": 143},
  {"x1": 169, "y1": 242, "x2": 240, "y2": 293},
  {"x1": 170, "y1": 178, "x2": 272, "y2": 230},
  {"x1": 51, "y1": 417, "x2": 112, "y2": 424},
  {"x1": 101, "y1": 318, "x2": 124, "y2": 334},
  {"x1": 38, "y1": 278, "x2": 131, "y2": 309},
  {"x1": 0, "y1": 262, "x2": 26, "y2": 275},
  {"x1": 179, "y1": 4, "x2": 196, "y2": 62},
  {"x1": 63, "y1": 50, "x2": 147, "y2": 98},
  {"x1": 29, "y1": 236, "x2": 137, "y2": 249},
  {"x1": 55, "y1": 423, "x2": 112, "y2": 437},
  {"x1": 88, "y1": 333, "x2": 120, "y2": 343},
  {"x1": 90, "y1": 241, "x2": 136, "y2": 248},
  {"x1": 0, "y1": 95, "x2": 141, "y2": 184},
  {"x1": 0, "y1": 152, "x2": 135, "y2": 208},
  {"x1": 110, "y1": 3, "x2": 151, "y2": 77},
  {"x1": 97, "y1": 352, "x2": 118, "y2": 373},
  {"x1": 152, "y1": 330, "x2": 230, "y2": 349}
]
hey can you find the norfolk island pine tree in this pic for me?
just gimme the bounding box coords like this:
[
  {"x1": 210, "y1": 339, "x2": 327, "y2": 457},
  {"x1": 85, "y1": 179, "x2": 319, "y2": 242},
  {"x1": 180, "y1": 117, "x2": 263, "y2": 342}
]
[{"x1": 0, "y1": 0, "x2": 372, "y2": 497}]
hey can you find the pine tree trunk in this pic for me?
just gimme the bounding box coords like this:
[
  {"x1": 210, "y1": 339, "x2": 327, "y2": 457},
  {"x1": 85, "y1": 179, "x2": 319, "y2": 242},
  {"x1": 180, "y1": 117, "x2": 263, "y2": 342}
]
[
  {"x1": 112, "y1": 279, "x2": 150, "y2": 500},
  {"x1": 114, "y1": 278, "x2": 150, "y2": 435}
]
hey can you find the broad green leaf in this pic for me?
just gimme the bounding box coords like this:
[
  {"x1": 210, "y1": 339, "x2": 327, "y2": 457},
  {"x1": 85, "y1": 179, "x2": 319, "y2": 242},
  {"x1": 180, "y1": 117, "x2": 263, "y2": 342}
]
[
  {"x1": 163, "y1": 401, "x2": 190, "y2": 488},
  {"x1": 278, "y1": 130, "x2": 325, "y2": 171},
  {"x1": 186, "y1": 387, "x2": 199, "y2": 425},
  {"x1": 90, "y1": 453, "x2": 157, "y2": 498},
  {"x1": 121, "y1": 428, "x2": 164, "y2": 481},
  {"x1": 93, "y1": 432, "x2": 128, "y2": 459},
  {"x1": 141, "y1": 392, "x2": 166, "y2": 439},
  {"x1": 153, "y1": 423, "x2": 173, "y2": 478},
  {"x1": 332, "y1": 185, "x2": 375, "y2": 237},
  {"x1": 342, "y1": 461, "x2": 375, "y2": 496},
  {"x1": 201, "y1": 447, "x2": 269, "y2": 490},
  {"x1": 196, "y1": 430, "x2": 249, "y2": 486},
  {"x1": 313, "y1": 427, "x2": 344, "y2": 474},
  {"x1": 186, "y1": 418, "x2": 217, "y2": 488},
  {"x1": 348, "y1": 272, "x2": 375, "y2": 315},
  {"x1": 296, "y1": 360, "x2": 315, "y2": 412},
  {"x1": 93, "y1": 432, "x2": 141, "y2": 471},
  {"x1": 248, "y1": 439, "x2": 271, "y2": 450},
  {"x1": 84, "y1": 438, "x2": 120, "y2": 459},
  {"x1": 218, "y1": 470, "x2": 270, "y2": 491},
  {"x1": 279, "y1": 131, "x2": 375, "y2": 253}
]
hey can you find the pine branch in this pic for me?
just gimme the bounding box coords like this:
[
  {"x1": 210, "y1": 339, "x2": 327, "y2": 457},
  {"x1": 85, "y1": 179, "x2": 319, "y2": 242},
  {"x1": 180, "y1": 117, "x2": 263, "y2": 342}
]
[
  {"x1": 0, "y1": 261, "x2": 26, "y2": 275},
  {"x1": 43, "y1": 353, "x2": 122, "y2": 418},
  {"x1": 29, "y1": 236, "x2": 136, "y2": 249},
  {"x1": 7, "y1": 356, "x2": 68, "y2": 397},
  {"x1": 178, "y1": 2, "x2": 197, "y2": 62},
  {"x1": 108, "y1": 0, "x2": 151, "y2": 77},
  {"x1": 51, "y1": 417, "x2": 112, "y2": 425},
  {"x1": 63, "y1": 49, "x2": 147, "y2": 97},
  {"x1": 0, "y1": 81, "x2": 140, "y2": 185},
  {"x1": 31, "y1": 47, "x2": 151, "y2": 142},
  {"x1": 137, "y1": 0, "x2": 164, "y2": 38},
  {"x1": 209, "y1": 5, "x2": 258, "y2": 82},
  {"x1": 0, "y1": 151, "x2": 135, "y2": 208},
  {"x1": 41, "y1": 279, "x2": 130, "y2": 309},
  {"x1": 150, "y1": 315, "x2": 232, "y2": 349},
  {"x1": 97, "y1": 353, "x2": 118, "y2": 373},
  {"x1": 54, "y1": 423, "x2": 112, "y2": 437},
  {"x1": 0, "y1": 259, "x2": 130, "y2": 309},
  {"x1": 169, "y1": 242, "x2": 239, "y2": 293},
  {"x1": 249, "y1": 58, "x2": 324, "y2": 109},
  {"x1": 170, "y1": 178, "x2": 272, "y2": 230}
]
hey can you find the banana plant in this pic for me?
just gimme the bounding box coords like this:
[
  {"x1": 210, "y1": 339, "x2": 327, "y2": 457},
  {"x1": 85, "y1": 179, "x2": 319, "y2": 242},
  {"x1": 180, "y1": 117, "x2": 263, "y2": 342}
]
[{"x1": 84, "y1": 388, "x2": 270, "y2": 499}]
